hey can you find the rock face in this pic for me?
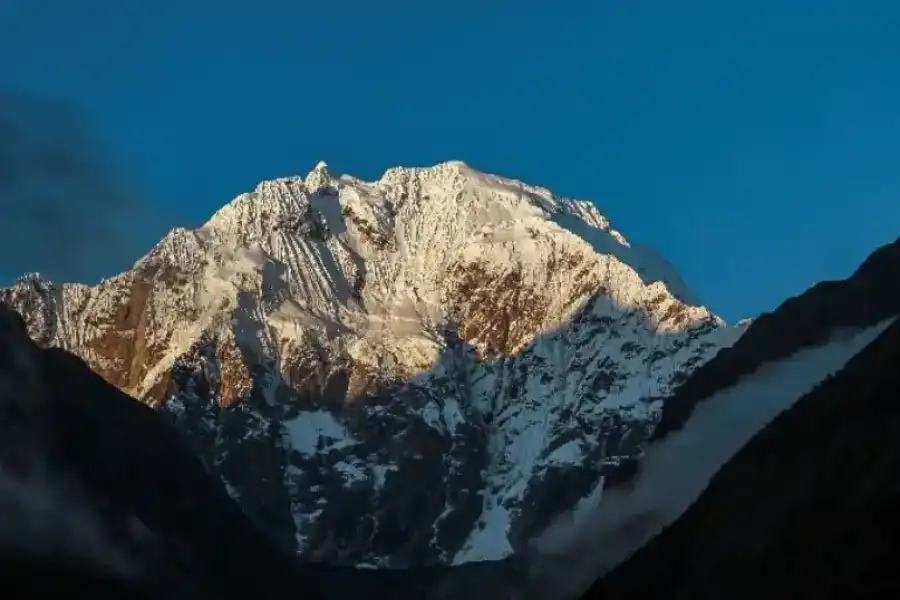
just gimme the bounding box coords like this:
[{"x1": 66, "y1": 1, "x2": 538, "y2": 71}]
[{"x1": 1, "y1": 161, "x2": 742, "y2": 566}]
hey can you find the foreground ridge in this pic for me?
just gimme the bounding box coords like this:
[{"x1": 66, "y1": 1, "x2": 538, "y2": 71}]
[{"x1": 581, "y1": 315, "x2": 900, "y2": 600}]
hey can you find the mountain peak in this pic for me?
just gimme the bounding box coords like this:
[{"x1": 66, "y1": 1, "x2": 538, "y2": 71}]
[
  {"x1": 2, "y1": 161, "x2": 741, "y2": 567},
  {"x1": 305, "y1": 160, "x2": 333, "y2": 191},
  {"x1": 439, "y1": 159, "x2": 472, "y2": 171}
]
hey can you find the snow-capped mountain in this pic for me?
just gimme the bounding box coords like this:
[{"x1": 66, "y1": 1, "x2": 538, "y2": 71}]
[{"x1": 1, "y1": 160, "x2": 742, "y2": 566}]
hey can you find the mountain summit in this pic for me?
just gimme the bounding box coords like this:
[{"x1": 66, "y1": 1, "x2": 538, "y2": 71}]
[{"x1": 2, "y1": 161, "x2": 742, "y2": 566}]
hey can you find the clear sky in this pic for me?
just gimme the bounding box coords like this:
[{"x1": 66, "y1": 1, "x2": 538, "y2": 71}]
[{"x1": 1, "y1": 0, "x2": 898, "y2": 322}]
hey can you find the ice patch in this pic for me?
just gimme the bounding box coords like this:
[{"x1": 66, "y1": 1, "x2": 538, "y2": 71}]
[
  {"x1": 334, "y1": 460, "x2": 368, "y2": 486},
  {"x1": 453, "y1": 496, "x2": 514, "y2": 564},
  {"x1": 545, "y1": 440, "x2": 583, "y2": 466},
  {"x1": 371, "y1": 464, "x2": 397, "y2": 489},
  {"x1": 284, "y1": 411, "x2": 357, "y2": 456}
]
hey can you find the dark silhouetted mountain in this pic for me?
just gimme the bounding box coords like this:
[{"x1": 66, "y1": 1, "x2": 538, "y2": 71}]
[
  {"x1": 0, "y1": 303, "x2": 525, "y2": 599},
  {"x1": 653, "y1": 237, "x2": 900, "y2": 440},
  {"x1": 581, "y1": 313, "x2": 900, "y2": 600}
]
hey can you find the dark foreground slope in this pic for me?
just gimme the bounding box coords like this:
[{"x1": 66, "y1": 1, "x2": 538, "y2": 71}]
[
  {"x1": 0, "y1": 304, "x2": 523, "y2": 599},
  {"x1": 582, "y1": 316, "x2": 900, "y2": 600},
  {"x1": 654, "y1": 236, "x2": 900, "y2": 440},
  {"x1": 0, "y1": 302, "x2": 319, "y2": 599}
]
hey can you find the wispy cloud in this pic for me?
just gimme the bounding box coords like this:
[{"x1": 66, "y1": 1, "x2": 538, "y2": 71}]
[{"x1": 0, "y1": 89, "x2": 151, "y2": 283}]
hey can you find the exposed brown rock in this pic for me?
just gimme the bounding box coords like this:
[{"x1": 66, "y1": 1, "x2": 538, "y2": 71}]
[
  {"x1": 448, "y1": 256, "x2": 602, "y2": 358},
  {"x1": 83, "y1": 277, "x2": 154, "y2": 390},
  {"x1": 216, "y1": 338, "x2": 253, "y2": 407}
]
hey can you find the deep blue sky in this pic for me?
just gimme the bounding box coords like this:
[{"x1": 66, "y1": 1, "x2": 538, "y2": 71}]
[{"x1": 1, "y1": 0, "x2": 898, "y2": 321}]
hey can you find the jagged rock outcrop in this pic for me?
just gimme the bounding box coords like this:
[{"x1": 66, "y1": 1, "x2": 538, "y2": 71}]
[{"x1": 1, "y1": 161, "x2": 742, "y2": 565}]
